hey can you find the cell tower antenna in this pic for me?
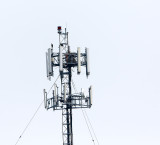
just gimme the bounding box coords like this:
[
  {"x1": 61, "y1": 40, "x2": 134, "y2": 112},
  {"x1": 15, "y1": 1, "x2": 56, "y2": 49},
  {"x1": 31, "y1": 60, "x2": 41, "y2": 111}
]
[{"x1": 44, "y1": 26, "x2": 92, "y2": 145}]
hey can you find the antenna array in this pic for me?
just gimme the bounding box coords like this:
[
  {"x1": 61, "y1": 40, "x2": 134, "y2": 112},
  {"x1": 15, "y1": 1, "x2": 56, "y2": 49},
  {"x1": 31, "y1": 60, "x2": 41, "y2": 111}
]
[{"x1": 44, "y1": 26, "x2": 92, "y2": 145}]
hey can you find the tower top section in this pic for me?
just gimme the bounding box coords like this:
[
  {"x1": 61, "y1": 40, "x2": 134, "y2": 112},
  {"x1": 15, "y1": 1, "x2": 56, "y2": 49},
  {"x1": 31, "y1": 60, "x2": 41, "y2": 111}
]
[
  {"x1": 45, "y1": 26, "x2": 90, "y2": 81},
  {"x1": 44, "y1": 26, "x2": 93, "y2": 145}
]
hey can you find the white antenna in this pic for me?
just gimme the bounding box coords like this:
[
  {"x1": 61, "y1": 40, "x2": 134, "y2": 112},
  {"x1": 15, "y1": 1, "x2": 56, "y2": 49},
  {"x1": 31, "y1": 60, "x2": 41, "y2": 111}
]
[
  {"x1": 46, "y1": 52, "x2": 49, "y2": 77},
  {"x1": 59, "y1": 47, "x2": 63, "y2": 72},
  {"x1": 81, "y1": 88, "x2": 85, "y2": 97},
  {"x1": 54, "y1": 84, "x2": 57, "y2": 103},
  {"x1": 89, "y1": 86, "x2": 92, "y2": 106},
  {"x1": 52, "y1": 90, "x2": 56, "y2": 106},
  {"x1": 46, "y1": 48, "x2": 52, "y2": 81},
  {"x1": 43, "y1": 89, "x2": 47, "y2": 108},
  {"x1": 77, "y1": 47, "x2": 81, "y2": 74},
  {"x1": 51, "y1": 44, "x2": 54, "y2": 73},
  {"x1": 85, "y1": 47, "x2": 90, "y2": 76},
  {"x1": 48, "y1": 48, "x2": 52, "y2": 75}
]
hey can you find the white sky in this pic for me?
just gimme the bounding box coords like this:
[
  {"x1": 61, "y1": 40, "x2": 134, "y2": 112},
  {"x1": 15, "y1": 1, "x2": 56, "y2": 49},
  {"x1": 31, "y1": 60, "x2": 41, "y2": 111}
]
[{"x1": 0, "y1": 0, "x2": 160, "y2": 145}]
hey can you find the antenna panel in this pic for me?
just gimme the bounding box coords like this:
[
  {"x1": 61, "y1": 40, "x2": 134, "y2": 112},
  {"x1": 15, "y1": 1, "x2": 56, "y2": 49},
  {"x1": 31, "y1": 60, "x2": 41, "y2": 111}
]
[
  {"x1": 48, "y1": 48, "x2": 52, "y2": 75},
  {"x1": 81, "y1": 88, "x2": 85, "y2": 97},
  {"x1": 54, "y1": 84, "x2": 57, "y2": 103},
  {"x1": 51, "y1": 47, "x2": 54, "y2": 75},
  {"x1": 77, "y1": 47, "x2": 81, "y2": 74},
  {"x1": 89, "y1": 86, "x2": 92, "y2": 106},
  {"x1": 85, "y1": 48, "x2": 90, "y2": 76},
  {"x1": 52, "y1": 90, "x2": 56, "y2": 106},
  {"x1": 59, "y1": 47, "x2": 63, "y2": 72},
  {"x1": 43, "y1": 89, "x2": 47, "y2": 108},
  {"x1": 46, "y1": 52, "x2": 49, "y2": 77}
]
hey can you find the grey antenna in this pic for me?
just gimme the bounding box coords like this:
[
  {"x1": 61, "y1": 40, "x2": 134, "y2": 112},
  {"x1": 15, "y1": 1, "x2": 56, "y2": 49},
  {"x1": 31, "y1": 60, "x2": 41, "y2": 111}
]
[
  {"x1": 85, "y1": 47, "x2": 90, "y2": 77},
  {"x1": 59, "y1": 46, "x2": 63, "y2": 73},
  {"x1": 51, "y1": 43, "x2": 54, "y2": 76},
  {"x1": 89, "y1": 86, "x2": 93, "y2": 107},
  {"x1": 77, "y1": 47, "x2": 81, "y2": 74},
  {"x1": 44, "y1": 26, "x2": 93, "y2": 145},
  {"x1": 52, "y1": 90, "x2": 55, "y2": 110},
  {"x1": 45, "y1": 44, "x2": 54, "y2": 80},
  {"x1": 48, "y1": 48, "x2": 52, "y2": 76},
  {"x1": 54, "y1": 84, "x2": 57, "y2": 104},
  {"x1": 43, "y1": 89, "x2": 47, "y2": 109},
  {"x1": 46, "y1": 52, "x2": 49, "y2": 78},
  {"x1": 81, "y1": 88, "x2": 85, "y2": 97}
]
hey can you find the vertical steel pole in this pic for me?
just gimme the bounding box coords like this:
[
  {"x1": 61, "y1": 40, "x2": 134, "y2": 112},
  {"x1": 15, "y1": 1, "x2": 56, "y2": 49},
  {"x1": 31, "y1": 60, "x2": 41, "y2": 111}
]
[{"x1": 69, "y1": 66, "x2": 73, "y2": 145}]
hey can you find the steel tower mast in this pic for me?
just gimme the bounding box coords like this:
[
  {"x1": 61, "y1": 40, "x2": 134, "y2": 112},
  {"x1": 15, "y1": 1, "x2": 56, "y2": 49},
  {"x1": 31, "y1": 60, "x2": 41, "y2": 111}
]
[{"x1": 44, "y1": 26, "x2": 92, "y2": 145}]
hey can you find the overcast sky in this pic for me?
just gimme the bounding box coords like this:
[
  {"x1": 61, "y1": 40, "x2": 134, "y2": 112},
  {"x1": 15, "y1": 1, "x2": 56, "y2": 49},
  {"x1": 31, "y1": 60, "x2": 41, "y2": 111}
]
[{"x1": 0, "y1": 0, "x2": 160, "y2": 145}]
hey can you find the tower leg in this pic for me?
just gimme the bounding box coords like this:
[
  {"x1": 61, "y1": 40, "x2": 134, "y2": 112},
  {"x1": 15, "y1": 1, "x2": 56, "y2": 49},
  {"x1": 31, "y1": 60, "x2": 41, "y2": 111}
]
[
  {"x1": 62, "y1": 66, "x2": 73, "y2": 145},
  {"x1": 62, "y1": 106, "x2": 73, "y2": 145}
]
